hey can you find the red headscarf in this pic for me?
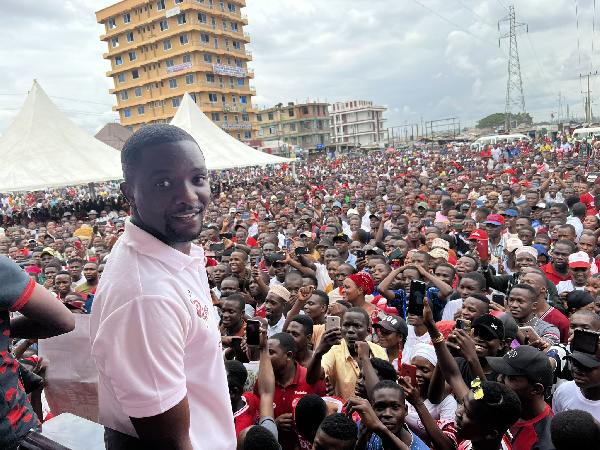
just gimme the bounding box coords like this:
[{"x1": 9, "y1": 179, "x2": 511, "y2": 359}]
[{"x1": 347, "y1": 272, "x2": 375, "y2": 296}]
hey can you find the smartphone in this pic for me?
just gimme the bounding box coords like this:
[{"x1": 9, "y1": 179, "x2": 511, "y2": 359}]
[
  {"x1": 74, "y1": 241, "x2": 83, "y2": 250},
  {"x1": 255, "y1": 256, "x2": 260, "y2": 266},
  {"x1": 456, "y1": 318, "x2": 472, "y2": 334},
  {"x1": 572, "y1": 329, "x2": 600, "y2": 354},
  {"x1": 284, "y1": 238, "x2": 291, "y2": 251},
  {"x1": 356, "y1": 249, "x2": 365, "y2": 259},
  {"x1": 241, "y1": 214, "x2": 250, "y2": 220},
  {"x1": 93, "y1": 225, "x2": 98, "y2": 235},
  {"x1": 246, "y1": 319, "x2": 261, "y2": 346},
  {"x1": 520, "y1": 326, "x2": 540, "y2": 343},
  {"x1": 231, "y1": 337, "x2": 249, "y2": 363},
  {"x1": 400, "y1": 363, "x2": 417, "y2": 386},
  {"x1": 209, "y1": 243, "x2": 225, "y2": 251},
  {"x1": 219, "y1": 233, "x2": 232, "y2": 240},
  {"x1": 408, "y1": 280, "x2": 427, "y2": 317},
  {"x1": 297, "y1": 202, "x2": 305, "y2": 208},
  {"x1": 492, "y1": 293, "x2": 504, "y2": 305},
  {"x1": 269, "y1": 253, "x2": 286, "y2": 262},
  {"x1": 325, "y1": 315, "x2": 341, "y2": 332},
  {"x1": 476, "y1": 239, "x2": 489, "y2": 260},
  {"x1": 295, "y1": 246, "x2": 310, "y2": 255}
]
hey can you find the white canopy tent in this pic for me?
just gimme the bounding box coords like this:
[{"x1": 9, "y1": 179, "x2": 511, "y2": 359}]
[
  {"x1": 0, "y1": 80, "x2": 124, "y2": 192},
  {"x1": 170, "y1": 93, "x2": 294, "y2": 170}
]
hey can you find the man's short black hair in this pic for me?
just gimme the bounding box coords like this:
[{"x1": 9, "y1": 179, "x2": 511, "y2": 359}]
[
  {"x1": 121, "y1": 124, "x2": 199, "y2": 182},
  {"x1": 551, "y1": 409, "x2": 600, "y2": 449},
  {"x1": 270, "y1": 332, "x2": 297, "y2": 359},
  {"x1": 317, "y1": 413, "x2": 358, "y2": 445},
  {"x1": 511, "y1": 283, "x2": 538, "y2": 302},
  {"x1": 243, "y1": 425, "x2": 280, "y2": 450},
  {"x1": 44, "y1": 262, "x2": 62, "y2": 272},
  {"x1": 550, "y1": 202, "x2": 568, "y2": 213},
  {"x1": 224, "y1": 360, "x2": 247, "y2": 389},
  {"x1": 311, "y1": 289, "x2": 329, "y2": 307},
  {"x1": 56, "y1": 270, "x2": 71, "y2": 277},
  {"x1": 231, "y1": 250, "x2": 249, "y2": 261},
  {"x1": 294, "y1": 394, "x2": 328, "y2": 442},
  {"x1": 355, "y1": 229, "x2": 369, "y2": 244},
  {"x1": 337, "y1": 300, "x2": 352, "y2": 309},
  {"x1": 371, "y1": 379, "x2": 404, "y2": 399},
  {"x1": 368, "y1": 255, "x2": 388, "y2": 265},
  {"x1": 414, "y1": 250, "x2": 431, "y2": 262},
  {"x1": 468, "y1": 292, "x2": 490, "y2": 304},
  {"x1": 479, "y1": 381, "x2": 522, "y2": 433},
  {"x1": 301, "y1": 273, "x2": 318, "y2": 287},
  {"x1": 290, "y1": 314, "x2": 314, "y2": 337},
  {"x1": 554, "y1": 239, "x2": 577, "y2": 253},
  {"x1": 370, "y1": 358, "x2": 397, "y2": 382},
  {"x1": 572, "y1": 202, "x2": 588, "y2": 219},
  {"x1": 221, "y1": 293, "x2": 245, "y2": 312},
  {"x1": 461, "y1": 272, "x2": 486, "y2": 291},
  {"x1": 345, "y1": 306, "x2": 370, "y2": 325},
  {"x1": 435, "y1": 263, "x2": 456, "y2": 276}
]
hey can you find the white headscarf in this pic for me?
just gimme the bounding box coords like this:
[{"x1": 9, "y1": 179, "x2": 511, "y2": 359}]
[{"x1": 410, "y1": 343, "x2": 437, "y2": 366}]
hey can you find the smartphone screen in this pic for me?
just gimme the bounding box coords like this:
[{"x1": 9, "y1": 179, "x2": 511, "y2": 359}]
[
  {"x1": 246, "y1": 320, "x2": 261, "y2": 346},
  {"x1": 492, "y1": 293, "x2": 504, "y2": 305},
  {"x1": 455, "y1": 319, "x2": 471, "y2": 334},
  {"x1": 408, "y1": 280, "x2": 427, "y2": 317},
  {"x1": 356, "y1": 249, "x2": 365, "y2": 259},
  {"x1": 231, "y1": 337, "x2": 249, "y2": 363},
  {"x1": 572, "y1": 329, "x2": 600, "y2": 354}
]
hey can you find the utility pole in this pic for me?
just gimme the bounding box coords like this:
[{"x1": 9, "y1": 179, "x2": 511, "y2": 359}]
[
  {"x1": 557, "y1": 91, "x2": 564, "y2": 125},
  {"x1": 499, "y1": 5, "x2": 527, "y2": 131},
  {"x1": 580, "y1": 72, "x2": 597, "y2": 123}
]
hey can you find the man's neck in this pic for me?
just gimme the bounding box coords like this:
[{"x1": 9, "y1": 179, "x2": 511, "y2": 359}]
[
  {"x1": 489, "y1": 235, "x2": 501, "y2": 246},
  {"x1": 519, "y1": 396, "x2": 547, "y2": 421},
  {"x1": 87, "y1": 278, "x2": 99, "y2": 287},
  {"x1": 553, "y1": 263, "x2": 568, "y2": 276},
  {"x1": 517, "y1": 313, "x2": 535, "y2": 325},
  {"x1": 276, "y1": 362, "x2": 297, "y2": 388},
  {"x1": 227, "y1": 320, "x2": 244, "y2": 336},
  {"x1": 314, "y1": 314, "x2": 326, "y2": 326},
  {"x1": 296, "y1": 347, "x2": 312, "y2": 367},
  {"x1": 582, "y1": 385, "x2": 600, "y2": 401},
  {"x1": 535, "y1": 298, "x2": 550, "y2": 316},
  {"x1": 268, "y1": 314, "x2": 282, "y2": 327}
]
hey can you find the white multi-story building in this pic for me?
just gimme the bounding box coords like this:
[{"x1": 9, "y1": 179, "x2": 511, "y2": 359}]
[{"x1": 330, "y1": 100, "x2": 387, "y2": 149}]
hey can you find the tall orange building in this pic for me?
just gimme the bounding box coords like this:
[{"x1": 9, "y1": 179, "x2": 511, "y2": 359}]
[{"x1": 96, "y1": 0, "x2": 258, "y2": 140}]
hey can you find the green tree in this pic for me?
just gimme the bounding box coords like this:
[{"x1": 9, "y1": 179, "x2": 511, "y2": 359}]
[{"x1": 476, "y1": 112, "x2": 533, "y2": 129}]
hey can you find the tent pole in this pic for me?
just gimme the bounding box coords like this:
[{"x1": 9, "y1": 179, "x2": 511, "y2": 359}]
[{"x1": 88, "y1": 182, "x2": 96, "y2": 201}]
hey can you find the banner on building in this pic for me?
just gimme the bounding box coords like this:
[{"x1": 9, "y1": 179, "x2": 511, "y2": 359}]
[
  {"x1": 213, "y1": 63, "x2": 246, "y2": 78},
  {"x1": 222, "y1": 123, "x2": 252, "y2": 130},
  {"x1": 167, "y1": 62, "x2": 193, "y2": 74},
  {"x1": 166, "y1": 6, "x2": 180, "y2": 18},
  {"x1": 224, "y1": 106, "x2": 247, "y2": 112}
]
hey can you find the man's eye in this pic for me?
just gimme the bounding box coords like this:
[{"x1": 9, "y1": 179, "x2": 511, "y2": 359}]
[{"x1": 156, "y1": 180, "x2": 171, "y2": 188}]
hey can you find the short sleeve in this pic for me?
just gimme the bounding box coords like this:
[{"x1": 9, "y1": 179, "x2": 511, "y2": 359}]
[
  {"x1": 0, "y1": 255, "x2": 35, "y2": 312},
  {"x1": 259, "y1": 416, "x2": 278, "y2": 441},
  {"x1": 321, "y1": 347, "x2": 336, "y2": 377}
]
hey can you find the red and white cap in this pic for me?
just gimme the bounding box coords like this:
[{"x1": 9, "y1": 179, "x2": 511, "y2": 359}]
[{"x1": 568, "y1": 251, "x2": 591, "y2": 268}]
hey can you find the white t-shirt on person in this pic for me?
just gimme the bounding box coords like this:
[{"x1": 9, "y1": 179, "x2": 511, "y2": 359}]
[
  {"x1": 90, "y1": 220, "x2": 236, "y2": 449},
  {"x1": 553, "y1": 380, "x2": 600, "y2": 419}
]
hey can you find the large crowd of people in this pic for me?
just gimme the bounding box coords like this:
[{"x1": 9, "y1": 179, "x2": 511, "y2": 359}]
[{"x1": 2, "y1": 126, "x2": 600, "y2": 449}]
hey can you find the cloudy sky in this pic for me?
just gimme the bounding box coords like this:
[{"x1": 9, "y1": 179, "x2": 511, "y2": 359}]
[{"x1": 0, "y1": 0, "x2": 597, "y2": 136}]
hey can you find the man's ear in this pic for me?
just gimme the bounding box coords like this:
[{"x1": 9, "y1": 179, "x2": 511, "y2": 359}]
[
  {"x1": 120, "y1": 182, "x2": 135, "y2": 209},
  {"x1": 531, "y1": 381, "x2": 546, "y2": 397}
]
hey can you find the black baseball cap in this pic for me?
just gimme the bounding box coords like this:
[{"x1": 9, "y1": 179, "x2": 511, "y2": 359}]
[
  {"x1": 487, "y1": 345, "x2": 553, "y2": 387},
  {"x1": 373, "y1": 315, "x2": 408, "y2": 336},
  {"x1": 492, "y1": 312, "x2": 519, "y2": 340},
  {"x1": 332, "y1": 234, "x2": 351, "y2": 243},
  {"x1": 568, "y1": 351, "x2": 600, "y2": 369},
  {"x1": 472, "y1": 314, "x2": 505, "y2": 340}
]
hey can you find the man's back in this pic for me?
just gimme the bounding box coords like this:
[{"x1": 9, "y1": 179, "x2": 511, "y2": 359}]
[{"x1": 90, "y1": 221, "x2": 235, "y2": 449}]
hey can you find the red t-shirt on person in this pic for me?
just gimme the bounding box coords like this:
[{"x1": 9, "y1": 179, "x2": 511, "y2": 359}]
[
  {"x1": 580, "y1": 192, "x2": 596, "y2": 217},
  {"x1": 540, "y1": 307, "x2": 570, "y2": 343},
  {"x1": 233, "y1": 392, "x2": 260, "y2": 437},
  {"x1": 541, "y1": 263, "x2": 571, "y2": 285}
]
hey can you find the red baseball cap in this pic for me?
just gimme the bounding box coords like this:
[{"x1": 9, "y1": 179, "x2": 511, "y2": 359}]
[
  {"x1": 467, "y1": 229, "x2": 488, "y2": 240},
  {"x1": 484, "y1": 214, "x2": 505, "y2": 226}
]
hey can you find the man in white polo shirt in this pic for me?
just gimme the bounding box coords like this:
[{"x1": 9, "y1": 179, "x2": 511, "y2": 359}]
[{"x1": 90, "y1": 125, "x2": 235, "y2": 449}]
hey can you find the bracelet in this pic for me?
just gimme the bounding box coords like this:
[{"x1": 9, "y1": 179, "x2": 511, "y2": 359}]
[{"x1": 431, "y1": 334, "x2": 445, "y2": 344}]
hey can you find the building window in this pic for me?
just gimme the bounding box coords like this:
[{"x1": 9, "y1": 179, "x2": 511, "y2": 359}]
[
  {"x1": 123, "y1": 13, "x2": 131, "y2": 24},
  {"x1": 179, "y1": 34, "x2": 189, "y2": 45},
  {"x1": 292, "y1": 137, "x2": 298, "y2": 145},
  {"x1": 269, "y1": 126, "x2": 275, "y2": 134},
  {"x1": 108, "y1": 19, "x2": 116, "y2": 29},
  {"x1": 126, "y1": 32, "x2": 134, "y2": 43},
  {"x1": 131, "y1": 69, "x2": 139, "y2": 79},
  {"x1": 190, "y1": 93, "x2": 197, "y2": 103},
  {"x1": 118, "y1": 74, "x2": 125, "y2": 83},
  {"x1": 111, "y1": 37, "x2": 119, "y2": 47},
  {"x1": 157, "y1": 0, "x2": 165, "y2": 11},
  {"x1": 230, "y1": 22, "x2": 238, "y2": 32},
  {"x1": 244, "y1": 131, "x2": 251, "y2": 139},
  {"x1": 232, "y1": 40, "x2": 241, "y2": 50},
  {"x1": 169, "y1": 79, "x2": 178, "y2": 89},
  {"x1": 258, "y1": 128, "x2": 264, "y2": 136},
  {"x1": 160, "y1": 20, "x2": 169, "y2": 31},
  {"x1": 203, "y1": 53, "x2": 212, "y2": 63},
  {"x1": 237, "y1": 78, "x2": 245, "y2": 86},
  {"x1": 228, "y1": 3, "x2": 236, "y2": 13},
  {"x1": 115, "y1": 55, "x2": 122, "y2": 65},
  {"x1": 208, "y1": 93, "x2": 218, "y2": 102},
  {"x1": 240, "y1": 95, "x2": 247, "y2": 104},
  {"x1": 198, "y1": 13, "x2": 207, "y2": 23},
  {"x1": 163, "y1": 39, "x2": 172, "y2": 50},
  {"x1": 178, "y1": 14, "x2": 187, "y2": 25},
  {"x1": 256, "y1": 114, "x2": 262, "y2": 122},
  {"x1": 182, "y1": 54, "x2": 191, "y2": 63},
  {"x1": 134, "y1": 87, "x2": 142, "y2": 97},
  {"x1": 234, "y1": 58, "x2": 242, "y2": 67},
  {"x1": 288, "y1": 109, "x2": 294, "y2": 117},
  {"x1": 268, "y1": 112, "x2": 274, "y2": 120},
  {"x1": 211, "y1": 112, "x2": 220, "y2": 121},
  {"x1": 185, "y1": 74, "x2": 194, "y2": 85},
  {"x1": 124, "y1": 108, "x2": 131, "y2": 118},
  {"x1": 206, "y1": 74, "x2": 215, "y2": 83},
  {"x1": 166, "y1": 59, "x2": 174, "y2": 68},
  {"x1": 201, "y1": 33, "x2": 210, "y2": 43},
  {"x1": 174, "y1": 0, "x2": 183, "y2": 3},
  {"x1": 137, "y1": 105, "x2": 145, "y2": 115},
  {"x1": 234, "y1": 114, "x2": 239, "y2": 123},
  {"x1": 172, "y1": 98, "x2": 181, "y2": 108},
  {"x1": 222, "y1": 20, "x2": 228, "y2": 31},
  {"x1": 290, "y1": 123, "x2": 296, "y2": 131},
  {"x1": 120, "y1": 91, "x2": 128, "y2": 101},
  {"x1": 242, "y1": 113, "x2": 249, "y2": 122},
  {"x1": 128, "y1": 51, "x2": 137, "y2": 61}
]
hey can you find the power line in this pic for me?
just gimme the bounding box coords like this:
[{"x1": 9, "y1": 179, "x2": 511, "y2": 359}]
[
  {"x1": 497, "y1": 0, "x2": 510, "y2": 13},
  {"x1": 454, "y1": 0, "x2": 497, "y2": 30},
  {"x1": 525, "y1": 32, "x2": 554, "y2": 94},
  {"x1": 593, "y1": 0, "x2": 596, "y2": 73},
  {"x1": 410, "y1": 0, "x2": 498, "y2": 47},
  {"x1": 575, "y1": 0, "x2": 585, "y2": 95},
  {"x1": 0, "y1": 93, "x2": 115, "y2": 107}
]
